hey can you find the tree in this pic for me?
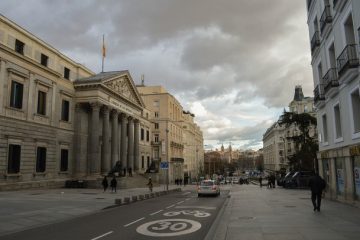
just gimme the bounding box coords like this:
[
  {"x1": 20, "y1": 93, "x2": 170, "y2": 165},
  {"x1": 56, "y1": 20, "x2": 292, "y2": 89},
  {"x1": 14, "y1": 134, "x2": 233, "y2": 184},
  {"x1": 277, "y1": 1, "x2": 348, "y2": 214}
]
[{"x1": 279, "y1": 111, "x2": 318, "y2": 171}]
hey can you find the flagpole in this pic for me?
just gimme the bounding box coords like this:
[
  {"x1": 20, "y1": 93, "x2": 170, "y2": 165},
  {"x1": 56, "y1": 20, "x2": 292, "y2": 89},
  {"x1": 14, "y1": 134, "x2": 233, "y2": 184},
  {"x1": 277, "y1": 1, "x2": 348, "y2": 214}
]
[{"x1": 102, "y1": 34, "x2": 105, "y2": 72}]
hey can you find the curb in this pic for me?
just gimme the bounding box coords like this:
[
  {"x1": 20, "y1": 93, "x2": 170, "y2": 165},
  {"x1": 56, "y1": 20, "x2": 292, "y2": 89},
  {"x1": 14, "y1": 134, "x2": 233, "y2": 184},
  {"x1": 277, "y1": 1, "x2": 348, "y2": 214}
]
[
  {"x1": 113, "y1": 188, "x2": 182, "y2": 206},
  {"x1": 204, "y1": 192, "x2": 231, "y2": 240}
]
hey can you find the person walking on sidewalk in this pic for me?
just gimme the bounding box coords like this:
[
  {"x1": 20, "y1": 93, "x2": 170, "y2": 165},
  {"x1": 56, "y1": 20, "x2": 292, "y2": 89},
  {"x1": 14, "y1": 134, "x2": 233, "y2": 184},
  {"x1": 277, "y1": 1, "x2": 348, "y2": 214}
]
[
  {"x1": 309, "y1": 172, "x2": 326, "y2": 212},
  {"x1": 110, "y1": 176, "x2": 117, "y2": 193},
  {"x1": 259, "y1": 176, "x2": 263, "y2": 187},
  {"x1": 102, "y1": 176, "x2": 108, "y2": 192},
  {"x1": 147, "y1": 177, "x2": 153, "y2": 192}
]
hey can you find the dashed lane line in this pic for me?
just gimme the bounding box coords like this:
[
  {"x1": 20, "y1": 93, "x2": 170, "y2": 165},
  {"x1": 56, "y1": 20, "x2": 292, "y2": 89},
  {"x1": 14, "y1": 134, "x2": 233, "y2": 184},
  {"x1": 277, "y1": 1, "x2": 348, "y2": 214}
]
[
  {"x1": 176, "y1": 201, "x2": 185, "y2": 205},
  {"x1": 91, "y1": 231, "x2": 113, "y2": 240},
  {"x1": 165, "y1": 204, "x2": 175, "y2": 209},
  {"x1": 150, "y1": 210, "x2": 163, "y2": 216},
  {"x1": 124, "y1": 217, "x2": 145, "y2": 227},
  {"x1": 185, "y1": 198, "x2": 191, "y2": 201}
]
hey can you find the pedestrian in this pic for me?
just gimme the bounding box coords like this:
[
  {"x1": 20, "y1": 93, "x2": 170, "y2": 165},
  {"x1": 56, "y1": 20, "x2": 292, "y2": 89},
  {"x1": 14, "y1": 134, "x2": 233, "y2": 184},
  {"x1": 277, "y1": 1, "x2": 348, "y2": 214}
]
[
  {"x1": 267, "y1": 176, "x2": 271, "y2": 188},
  {"x1": 110, "y1": 176, "x2": 117, "y2": 193},
  {"x1": 180, "y1": 178, "x2": 183, "y2": 186},
  {"x1": 102, "y1": 176, "x2": 108, "y2": 192},
  {"x1": 123, "y1": 168, "x2": 126, "y2": 176},
  {"x1": 147, "y1": 177, "x2": 153, "y2": 192},
  {"x1": 271, "y1": 174, "x2": 276, "y2": 188},
  {"x1": 309, "y1": 172, "x2": 326, "y2": 212},
  {"x1": 259, "y1": 176, "x2": 262, "y2": 187},
  {"x1": 128, "y1": 167, "x2": 132, "y2": 177}
]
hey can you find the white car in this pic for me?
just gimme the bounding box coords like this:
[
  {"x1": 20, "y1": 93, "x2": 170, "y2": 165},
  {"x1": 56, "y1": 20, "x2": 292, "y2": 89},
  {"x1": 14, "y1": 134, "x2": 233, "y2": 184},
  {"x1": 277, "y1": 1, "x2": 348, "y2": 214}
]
[{"x1": 197, "y1": 180, "x2": 220, "y2": 197}]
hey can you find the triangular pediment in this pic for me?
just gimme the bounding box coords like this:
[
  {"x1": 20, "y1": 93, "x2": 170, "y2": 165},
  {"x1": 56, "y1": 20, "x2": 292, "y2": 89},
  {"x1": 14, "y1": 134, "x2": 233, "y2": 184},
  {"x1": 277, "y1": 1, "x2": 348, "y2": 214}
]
[{"x1": 102, "y1": 72, "x2": 144, "y2": 107}]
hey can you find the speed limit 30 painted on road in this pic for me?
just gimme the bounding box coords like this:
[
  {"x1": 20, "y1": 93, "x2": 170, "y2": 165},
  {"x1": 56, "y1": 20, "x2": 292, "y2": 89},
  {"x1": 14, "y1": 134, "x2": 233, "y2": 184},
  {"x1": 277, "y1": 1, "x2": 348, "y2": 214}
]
[{"x1": 136, "y1": 219, "x2": 201, "y2": 237}]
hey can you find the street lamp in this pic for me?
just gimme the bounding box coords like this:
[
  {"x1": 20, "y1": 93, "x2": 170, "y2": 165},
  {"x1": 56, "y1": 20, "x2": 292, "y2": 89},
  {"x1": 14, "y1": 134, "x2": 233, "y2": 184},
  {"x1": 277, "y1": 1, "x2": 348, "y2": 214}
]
[{"x1": 166, "y1": 128, "x2": 169, "y2": 191}]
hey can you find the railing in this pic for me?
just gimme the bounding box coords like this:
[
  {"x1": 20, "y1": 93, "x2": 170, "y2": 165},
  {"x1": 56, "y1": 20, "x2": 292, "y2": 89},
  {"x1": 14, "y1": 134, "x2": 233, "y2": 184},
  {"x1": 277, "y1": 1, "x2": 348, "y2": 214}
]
[
  {"x1": 314, "y1": 84, "x2": 325, "y2": 103},
  {"x1": 337, "y1": 44, "x2": 359, "y2": 75},
  {"x1": 311, "y1": 31, "x2": 320, "y2": 53},
  {"x1": 320, "y1": 5, "x2": 332, "y2": 34},
  {"x1": 323, "y1": 68, "x2": 339, "y2": 94}
]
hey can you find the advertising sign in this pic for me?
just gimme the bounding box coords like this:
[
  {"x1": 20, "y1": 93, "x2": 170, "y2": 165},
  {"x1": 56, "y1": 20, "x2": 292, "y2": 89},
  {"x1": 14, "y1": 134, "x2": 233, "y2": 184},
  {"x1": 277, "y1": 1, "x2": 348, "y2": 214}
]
[
  {"x1": 336, "y1": 168, "x2": 345, "y2": 194},
  {"x1": 354, "y1": 167, "x2": 360, "y2": 197}
]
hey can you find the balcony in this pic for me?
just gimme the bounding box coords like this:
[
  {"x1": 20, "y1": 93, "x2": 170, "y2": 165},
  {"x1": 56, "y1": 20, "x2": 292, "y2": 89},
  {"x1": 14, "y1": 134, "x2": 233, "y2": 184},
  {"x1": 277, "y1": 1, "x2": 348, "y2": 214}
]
[
  {"x1": 310, "y1": 31, "x2": 320, "y2": 54},
  {"x1": 320, "y1": 5, "x2": 332, "y2": 35},
  {"x1": 151, "y1": 141, "x2": 161, "y2": 146},
  {"x1": 323, "y1": 68, "x2": 339, "y2": 95},
  {"x1": 313, "y1": 84, "x2": 325, "y2": 105},
  {"x1": 337, "y1": 44, "x2": 359, "y2": 76}
]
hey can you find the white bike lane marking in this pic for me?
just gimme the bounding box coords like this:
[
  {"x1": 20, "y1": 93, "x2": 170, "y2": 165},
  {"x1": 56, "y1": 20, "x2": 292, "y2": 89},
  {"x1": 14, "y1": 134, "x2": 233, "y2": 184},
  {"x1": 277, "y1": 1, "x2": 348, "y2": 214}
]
[
  {"x1": 136, "y1": 219, "x2": 201, "y2": 237},
  {"x1": 150, "y1": 210, "x2": 163, "y2": 216},
  {"x1": 165, "y1": 204, "x2": 175, "y2": 209},
  {"x1": 124, "y1": 217, "x2": 145, "y2": 227},
  {"x1": 176, "y1": 200, "x2": 185, "y2": 204},
  {"x1": 91, "y1": 231, "x2": 113, "y2": 240}
]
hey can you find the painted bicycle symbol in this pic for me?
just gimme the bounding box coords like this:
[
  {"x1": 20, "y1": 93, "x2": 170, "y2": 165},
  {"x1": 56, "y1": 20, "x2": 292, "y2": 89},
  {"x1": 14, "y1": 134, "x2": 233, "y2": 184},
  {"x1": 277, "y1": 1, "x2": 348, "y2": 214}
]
[
  {"x1": 163, "y1": 210, "x2": 211, "y2": 218},
  {"x1": 136, "y1": 219, "x2": 201, "y2": 237}
]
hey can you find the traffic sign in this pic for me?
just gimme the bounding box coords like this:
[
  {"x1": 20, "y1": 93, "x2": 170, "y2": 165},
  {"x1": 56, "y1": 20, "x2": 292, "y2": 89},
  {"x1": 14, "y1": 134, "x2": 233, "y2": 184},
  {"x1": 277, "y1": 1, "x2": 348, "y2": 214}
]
[{"x1": 160, "y1": 162, "x2": 169, "y2": 169}]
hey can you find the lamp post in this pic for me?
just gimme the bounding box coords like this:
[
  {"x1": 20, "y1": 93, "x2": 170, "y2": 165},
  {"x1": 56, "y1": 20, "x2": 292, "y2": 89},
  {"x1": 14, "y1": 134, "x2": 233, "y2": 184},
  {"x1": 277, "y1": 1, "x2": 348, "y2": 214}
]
[{"x1": 166, "y1": 128, "x2": 169, "y2": 191}]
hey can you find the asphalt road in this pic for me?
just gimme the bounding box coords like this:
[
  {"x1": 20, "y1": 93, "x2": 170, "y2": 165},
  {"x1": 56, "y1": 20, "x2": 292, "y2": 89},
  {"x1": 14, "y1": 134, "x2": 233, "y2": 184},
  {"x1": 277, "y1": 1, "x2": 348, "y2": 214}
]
[{"x1": 0, "y1": 189, "x2": 229, "y2": 240}]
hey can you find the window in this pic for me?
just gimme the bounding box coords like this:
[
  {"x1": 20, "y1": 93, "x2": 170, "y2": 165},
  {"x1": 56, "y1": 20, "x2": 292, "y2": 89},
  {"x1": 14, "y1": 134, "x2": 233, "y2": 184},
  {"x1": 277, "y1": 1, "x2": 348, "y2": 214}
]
[
  {"x1": 155, "y1": 123, "x2": 159, "y2": 129},
  {"x1": 154, "y1": 147, "x2": 159, "y2": 159},
  {"x1": 37, "y1": 91, "x2": 47, "y2": 115},
  {"x1": 154, "y1": 134, "x2": 159, "y2": 142},
  {"x1": 322, "y1": 114, "x2": 328, "y2": 143},
  {"x1": 334, "y1": 104, "x2": 342, "y2": 139},
  {"x1": 10, "y1": 81, "x2": 23, "y2": 109},
  {"x1": 40, "y1": 54, "x2": 48, "y2": 67},
  {"x1": 61, "y1": 100, "x2": 70, "y2": 121},
  {"x1": 344, "y1": 13, "x2": 355, "y2": 45},
  {"x1": 351, "y1": 89, "x2": 360, "y2": 134},
  {"x1": 155, "y1": 112, "x2": 159, "y2": 118},
  {"x1": 328, "y1": 43, "x2": 336, "y2": 69},
  {"x1": 141, "y1": 128, "x2": 144, "y2": 141},
  {"x1": 147, "y1": 156, "x2": 150, "y2": 168},
  {"x1": 64, "y1": 67, "x2": 70, "y2": 80},
  {"x1": 15, "y1": 39, "x2": 24, "y2": 55},
  {"x1": 146, "y1": 130, "x2": 149, "y2": 142},
  {"x1": 7, "y1": 144, "x2": 21, "y2": 174},
  {"x1": 60, "y1": 149, "x2": 68, "y2": 172},
  {"x1": 36, "y1": 147, "x2": 46, "y2": 172},
  {"x1": 317, "y1": 62, "x2": 323, "y2": 83},
  {"x1": 141, "y1": 156, "x2": 144, "y2": 169}
]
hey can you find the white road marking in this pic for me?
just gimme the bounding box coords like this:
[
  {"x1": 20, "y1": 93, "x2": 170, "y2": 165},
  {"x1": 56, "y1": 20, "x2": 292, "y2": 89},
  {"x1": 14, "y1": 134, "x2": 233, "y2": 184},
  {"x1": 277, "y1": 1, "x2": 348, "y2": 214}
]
[
  {"x1": 150, "y1": 209, "x2": 163, "y2": 216},
  {"x1": 91, "y1": 231, "x2": 113, "y2": 240},
  {"x1": 185, "y1": 198, "x2": 191, "y2": 201},
  {"x1": 175, "y1": 206, "x2": 216, "y2": 210},
  {"x1": 136, "y1": 219, "x2": 201, "y2": 237},
  {"x1": 176, "y1": 201, "x2": 184, "y2": 205},
  {"x1": 124, "y1": 217, "x2": 145, "y2": 227},
  {"x1": 166, "y1": 204, "x2": 175, "y2": 209},
  {"x1": 182, "y1": 192, "x2": 191, "y2": 195}
]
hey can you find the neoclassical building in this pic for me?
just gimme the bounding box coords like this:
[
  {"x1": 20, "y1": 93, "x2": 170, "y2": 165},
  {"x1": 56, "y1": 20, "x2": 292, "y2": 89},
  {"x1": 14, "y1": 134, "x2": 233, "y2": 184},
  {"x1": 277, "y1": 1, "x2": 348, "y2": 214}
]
[{"x1": 0, "y1": 15, "x2": 152, "y2": 190}]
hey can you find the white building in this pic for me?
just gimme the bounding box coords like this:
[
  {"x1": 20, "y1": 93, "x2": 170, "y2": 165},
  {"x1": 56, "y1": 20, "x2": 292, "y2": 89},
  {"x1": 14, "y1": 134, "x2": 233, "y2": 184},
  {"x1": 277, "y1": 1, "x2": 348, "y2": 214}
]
[{"x1": 307, "y1": 0, "x2": 360, "y2": 205}]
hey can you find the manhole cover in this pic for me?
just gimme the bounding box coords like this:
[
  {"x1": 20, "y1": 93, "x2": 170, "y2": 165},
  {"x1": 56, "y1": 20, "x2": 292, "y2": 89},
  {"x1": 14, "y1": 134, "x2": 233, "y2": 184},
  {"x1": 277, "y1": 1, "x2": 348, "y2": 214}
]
[
  {"x1": 284, "y1": 205, "x2": 296, "y2": 208},
  {"x1": 238, "y1": 216, "x2": 255, "y2": 220}
]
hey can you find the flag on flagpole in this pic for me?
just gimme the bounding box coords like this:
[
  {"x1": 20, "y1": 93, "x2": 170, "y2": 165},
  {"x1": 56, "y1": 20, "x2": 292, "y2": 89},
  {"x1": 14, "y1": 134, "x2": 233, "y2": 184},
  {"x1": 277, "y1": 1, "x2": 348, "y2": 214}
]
[{"x1": 102, "y1": 35, "x2": 106, "y2": 58}]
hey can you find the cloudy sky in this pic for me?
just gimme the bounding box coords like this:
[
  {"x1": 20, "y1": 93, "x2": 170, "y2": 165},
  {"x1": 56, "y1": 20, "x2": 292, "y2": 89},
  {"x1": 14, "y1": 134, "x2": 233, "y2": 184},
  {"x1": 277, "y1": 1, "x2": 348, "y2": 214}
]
[{"x1": 0, "y1": 0, "x2": 313, "y2": 150}]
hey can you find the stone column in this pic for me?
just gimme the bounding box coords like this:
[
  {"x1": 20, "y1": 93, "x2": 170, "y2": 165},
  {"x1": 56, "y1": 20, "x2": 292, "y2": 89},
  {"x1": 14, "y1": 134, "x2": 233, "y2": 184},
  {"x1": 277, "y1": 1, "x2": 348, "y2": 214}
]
[
  {"x1": 127, "y1": 117, "x2": 134, "y2": 171},
  {"x1": 134, "y1": 119, "x2": 140, "y2": 171},
  {"x1": 74, "y1": 103, "x2": 86, "y2": 176},
  {"x1": 111, "y1": 110, "x2": 119, "y2": 168},
  {"x1": 102, "y1": 106, "x2": 111, "y2": 173},
  {"x1": 90, "y1": 102, "x2": 101, "y2": 175},
  {"x1": 120, "y1": 113, "x2": 128, "y2": 172}
]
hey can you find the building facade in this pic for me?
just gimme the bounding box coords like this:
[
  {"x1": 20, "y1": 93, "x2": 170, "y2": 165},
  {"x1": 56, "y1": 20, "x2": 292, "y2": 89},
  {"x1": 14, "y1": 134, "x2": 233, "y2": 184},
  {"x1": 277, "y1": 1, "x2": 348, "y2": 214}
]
[
  {"x1": 0, "y1": 15, "x2": 152, "y2": 190},
  {"x1": 137, "y1": 85, "x2": 204, "y2": 183},
  {"x1": 263, "y1": 86, "x2": 316, "y2": 172},
  {"x1": 307, "y1": 0, "x2": 360, "y2": 205}
]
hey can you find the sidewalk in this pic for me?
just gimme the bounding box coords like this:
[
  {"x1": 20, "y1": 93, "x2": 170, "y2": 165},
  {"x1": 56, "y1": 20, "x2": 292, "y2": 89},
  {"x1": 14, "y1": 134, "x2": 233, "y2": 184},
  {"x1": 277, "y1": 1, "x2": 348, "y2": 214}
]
[
  {"x1": 212, "y1": 184, "x2": 360, "y2": 240},
  {"x1": 0, "y1": 184, "x2": 185, "y2": 237}
]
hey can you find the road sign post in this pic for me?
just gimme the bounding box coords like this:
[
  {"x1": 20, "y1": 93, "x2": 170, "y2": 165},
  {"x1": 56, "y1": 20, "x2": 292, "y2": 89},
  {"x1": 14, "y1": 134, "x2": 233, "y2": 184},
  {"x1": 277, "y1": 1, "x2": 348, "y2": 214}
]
[{"x1": 160, "y1": 162, "x2": 169, "y2": 191}]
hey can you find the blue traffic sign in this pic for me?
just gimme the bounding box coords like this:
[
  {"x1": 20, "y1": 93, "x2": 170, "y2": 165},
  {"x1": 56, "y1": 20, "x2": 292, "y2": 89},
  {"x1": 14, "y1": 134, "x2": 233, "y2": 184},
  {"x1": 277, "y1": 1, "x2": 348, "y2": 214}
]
[{"x1": 160, "y1": 162, "x2": 169, "y2": 169}]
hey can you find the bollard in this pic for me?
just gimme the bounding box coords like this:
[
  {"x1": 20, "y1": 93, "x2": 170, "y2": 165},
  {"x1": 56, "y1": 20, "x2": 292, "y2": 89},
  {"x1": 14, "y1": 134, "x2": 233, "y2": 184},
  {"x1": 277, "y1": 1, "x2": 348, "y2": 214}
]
[
  {"x1": 139, "y1": 194, "x2": 144, "y2": 200},
  {"x1": 150, "y1": 193, "x2": 155, "y2": 198},
  {"x1": 145, "y1": 194, "x2": 150, "y2": 199},
  {"x1": 132, "y1": 196, "x2": 138, "y2": 202},
  {"x1": 115, "y1": 198, "x2": 122, "y2": 205},
  {"x1": 124, "y1": 197, "x2": 130, "y2": 204}
]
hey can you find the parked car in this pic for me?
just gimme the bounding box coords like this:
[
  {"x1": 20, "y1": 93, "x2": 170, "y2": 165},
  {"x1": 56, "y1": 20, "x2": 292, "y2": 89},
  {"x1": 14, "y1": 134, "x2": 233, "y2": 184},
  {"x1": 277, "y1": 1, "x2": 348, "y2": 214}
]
[
  {"x1": 197, "y1": 180, "x2": 220, "y2": 197},
  {"x1": 278, "y1": 171, "x2": 295, "y2": 186},
  {"x1": 232, "y1": 178, "x2": 239, "y2": 184},
  {"x1": 284, "y1": 171, "x2": 314, "y2": 188}
]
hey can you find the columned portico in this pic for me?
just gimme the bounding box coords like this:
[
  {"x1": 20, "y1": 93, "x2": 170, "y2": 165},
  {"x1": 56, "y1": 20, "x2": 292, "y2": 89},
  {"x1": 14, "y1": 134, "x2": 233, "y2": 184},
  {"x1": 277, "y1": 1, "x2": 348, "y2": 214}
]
[
  {"x1": 127, "y1": 117, "x2": 134, "y2": 171},
  {"x1": 120, "y1": 113, "x2": 128, "y2": 171},
  {"x1": 134, "y1": 119, "x2": 140, "y2": 171},
  {"x1": 90, "y1": 102, "x2": 101, "y2": 175},
  {"x1": 102, "y1": 106, "x2": 111, "y2": 173},
  {"x1": 111, "y1": 110, "x2": 119, "y2": 168}
]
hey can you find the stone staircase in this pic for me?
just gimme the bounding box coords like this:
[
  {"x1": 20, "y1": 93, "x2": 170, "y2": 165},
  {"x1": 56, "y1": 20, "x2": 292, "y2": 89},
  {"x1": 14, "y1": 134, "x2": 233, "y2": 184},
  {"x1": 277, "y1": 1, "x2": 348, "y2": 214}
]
[{"x1": 118, "y1": 173, "x2": 159, "y2": 189}]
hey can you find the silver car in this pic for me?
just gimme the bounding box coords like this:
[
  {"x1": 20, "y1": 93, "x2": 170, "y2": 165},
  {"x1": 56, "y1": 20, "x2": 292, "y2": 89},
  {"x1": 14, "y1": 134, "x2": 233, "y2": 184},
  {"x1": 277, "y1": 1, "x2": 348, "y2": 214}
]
[{"x1": 197, "y1": 180, "x2": 220, "y2": 197}]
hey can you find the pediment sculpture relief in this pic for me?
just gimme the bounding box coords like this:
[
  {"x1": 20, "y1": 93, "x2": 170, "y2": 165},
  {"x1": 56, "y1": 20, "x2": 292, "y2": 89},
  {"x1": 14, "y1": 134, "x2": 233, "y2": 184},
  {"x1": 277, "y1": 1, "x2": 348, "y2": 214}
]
[{"x1": 104, "y1": 77, "x2": 139, "y2": 104}]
